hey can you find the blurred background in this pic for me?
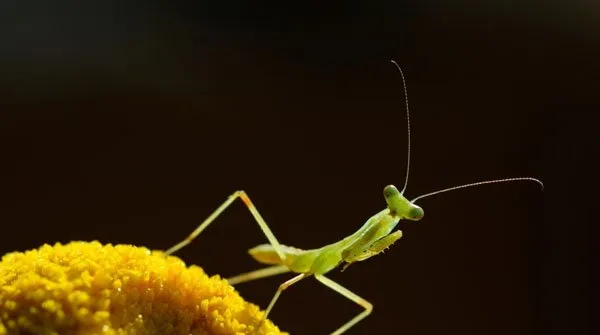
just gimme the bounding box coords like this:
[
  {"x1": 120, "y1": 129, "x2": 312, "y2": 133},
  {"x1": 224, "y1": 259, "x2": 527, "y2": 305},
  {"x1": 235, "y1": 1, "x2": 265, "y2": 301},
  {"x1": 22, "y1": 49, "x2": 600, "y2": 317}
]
[{"x1": 1, "y1": 1, "x2": 594, "y2": 334}]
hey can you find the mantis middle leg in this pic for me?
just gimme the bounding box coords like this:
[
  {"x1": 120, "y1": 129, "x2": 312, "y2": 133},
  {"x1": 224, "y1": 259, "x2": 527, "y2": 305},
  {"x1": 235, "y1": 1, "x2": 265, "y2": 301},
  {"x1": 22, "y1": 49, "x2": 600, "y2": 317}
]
[
  {"x1": 254, "y1": 273, "x2": 309, "y2": 332},
  {"x1": 227, "y1": 265, "x2": 291, "y2": 285}
]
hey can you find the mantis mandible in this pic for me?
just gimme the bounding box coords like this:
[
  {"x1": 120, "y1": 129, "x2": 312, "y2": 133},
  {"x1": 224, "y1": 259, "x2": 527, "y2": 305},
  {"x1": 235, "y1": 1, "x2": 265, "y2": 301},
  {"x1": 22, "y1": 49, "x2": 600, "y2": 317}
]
[{"x1": 164, "y1": 60, "x2": 543, "y2": 335}]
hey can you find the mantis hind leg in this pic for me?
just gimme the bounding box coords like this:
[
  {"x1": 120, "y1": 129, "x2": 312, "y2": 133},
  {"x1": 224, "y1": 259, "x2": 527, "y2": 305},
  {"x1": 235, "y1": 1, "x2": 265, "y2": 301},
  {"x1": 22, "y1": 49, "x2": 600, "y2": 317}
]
[
  {"x1": 315, "y1": 275, "x2": 373, "y2": 335},
  {"x1": 164, "y1": 190, "x2": 287, "y2": 263}
]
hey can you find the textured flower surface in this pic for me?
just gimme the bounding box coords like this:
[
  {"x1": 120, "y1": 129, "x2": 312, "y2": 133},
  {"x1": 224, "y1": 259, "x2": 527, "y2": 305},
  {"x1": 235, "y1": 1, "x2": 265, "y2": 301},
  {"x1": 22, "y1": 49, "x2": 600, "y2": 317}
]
[{"x1": 0, "y1": 241, "x2": 287, "y2": 335}]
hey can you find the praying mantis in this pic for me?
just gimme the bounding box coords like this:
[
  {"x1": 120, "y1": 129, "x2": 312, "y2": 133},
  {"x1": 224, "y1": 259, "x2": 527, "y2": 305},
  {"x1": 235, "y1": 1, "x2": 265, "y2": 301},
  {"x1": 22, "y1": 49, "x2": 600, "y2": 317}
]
[{"x1": 164, "y1": 60, "x2": 543, "y2": 335}]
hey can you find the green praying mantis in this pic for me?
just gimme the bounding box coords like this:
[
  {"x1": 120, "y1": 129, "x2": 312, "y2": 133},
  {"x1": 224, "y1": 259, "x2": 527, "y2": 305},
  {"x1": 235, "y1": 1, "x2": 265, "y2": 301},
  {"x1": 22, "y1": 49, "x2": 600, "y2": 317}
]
[{"x1": 164, "y1": 60, "x2": 543, "y2": 335}]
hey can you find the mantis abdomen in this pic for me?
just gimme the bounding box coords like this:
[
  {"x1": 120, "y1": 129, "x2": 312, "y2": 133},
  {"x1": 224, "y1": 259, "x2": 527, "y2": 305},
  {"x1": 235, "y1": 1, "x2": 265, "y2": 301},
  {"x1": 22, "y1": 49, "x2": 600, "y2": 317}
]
[{"x1": 249, "y1": 244, "x2": 320, "y2": 273}]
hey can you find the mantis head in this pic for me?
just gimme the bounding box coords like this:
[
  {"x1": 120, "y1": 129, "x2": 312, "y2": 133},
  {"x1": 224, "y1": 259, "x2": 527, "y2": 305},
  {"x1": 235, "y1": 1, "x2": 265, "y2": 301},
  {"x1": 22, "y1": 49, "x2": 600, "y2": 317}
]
[
  {"x1": 383, "y1": 184, "x2": 424, "y2": 221},
  {"x1": 385, "y1": 60, "x2": 542, "y2": 220}
]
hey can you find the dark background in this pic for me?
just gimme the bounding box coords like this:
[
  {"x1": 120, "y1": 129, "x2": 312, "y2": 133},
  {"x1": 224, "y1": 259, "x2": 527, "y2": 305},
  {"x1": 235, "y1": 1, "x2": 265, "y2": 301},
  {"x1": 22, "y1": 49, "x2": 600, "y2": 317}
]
[{"x1": 0, "y1": 1, "x2": 593, "y2": 335}]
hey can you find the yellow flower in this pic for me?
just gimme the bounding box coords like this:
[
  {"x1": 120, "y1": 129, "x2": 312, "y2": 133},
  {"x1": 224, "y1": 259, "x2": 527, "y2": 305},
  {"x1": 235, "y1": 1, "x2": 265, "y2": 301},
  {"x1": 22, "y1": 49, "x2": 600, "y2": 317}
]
[{"x1": 0, "y1": 241, "x2": 287, "y2": 335}]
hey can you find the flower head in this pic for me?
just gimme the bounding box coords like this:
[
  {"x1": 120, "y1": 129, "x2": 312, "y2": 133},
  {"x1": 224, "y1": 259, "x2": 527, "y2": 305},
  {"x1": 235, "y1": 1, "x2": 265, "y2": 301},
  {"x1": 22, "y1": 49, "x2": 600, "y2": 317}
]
[{"x1": 0, "y1": 241, "x2": 287, "y2": 335}]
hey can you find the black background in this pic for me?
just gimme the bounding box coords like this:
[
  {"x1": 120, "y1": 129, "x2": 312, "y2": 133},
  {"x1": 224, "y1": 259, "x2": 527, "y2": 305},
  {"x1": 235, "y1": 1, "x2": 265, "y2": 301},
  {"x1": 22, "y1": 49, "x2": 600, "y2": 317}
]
[{"x1": 1, "y1": 1, "x2": 593, "y2": 335}]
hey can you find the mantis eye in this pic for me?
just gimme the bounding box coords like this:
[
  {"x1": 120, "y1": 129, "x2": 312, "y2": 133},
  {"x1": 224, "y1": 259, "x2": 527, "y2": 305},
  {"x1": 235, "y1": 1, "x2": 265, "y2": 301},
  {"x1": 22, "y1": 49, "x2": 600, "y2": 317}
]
[
  {"x1": 408, "y1": 206, "x2": 424, "y2": 220},
  {"x1": 383, "y1": 185, "x2": 400, "y2": 199}
]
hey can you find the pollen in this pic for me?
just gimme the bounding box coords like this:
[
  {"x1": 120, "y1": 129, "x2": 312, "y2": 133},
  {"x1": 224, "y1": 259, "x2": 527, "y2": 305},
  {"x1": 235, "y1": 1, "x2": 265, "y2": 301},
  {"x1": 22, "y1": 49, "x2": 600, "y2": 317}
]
[{"x1": 0, "y1": 241, "x2": 287, "y2": 335}]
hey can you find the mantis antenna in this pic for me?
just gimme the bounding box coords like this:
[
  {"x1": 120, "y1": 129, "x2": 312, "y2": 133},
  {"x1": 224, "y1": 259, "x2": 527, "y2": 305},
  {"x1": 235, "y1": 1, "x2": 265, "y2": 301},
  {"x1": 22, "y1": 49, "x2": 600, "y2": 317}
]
[
  {"x1": 390, "y1": 60, "x2": 412, "y2": 194},
  {"x1": 411, "y1": 177, "x2": 544, "y2": 203},
  {"x1": 388, "y1": 60, "x2": 544, "y2": 203}
]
